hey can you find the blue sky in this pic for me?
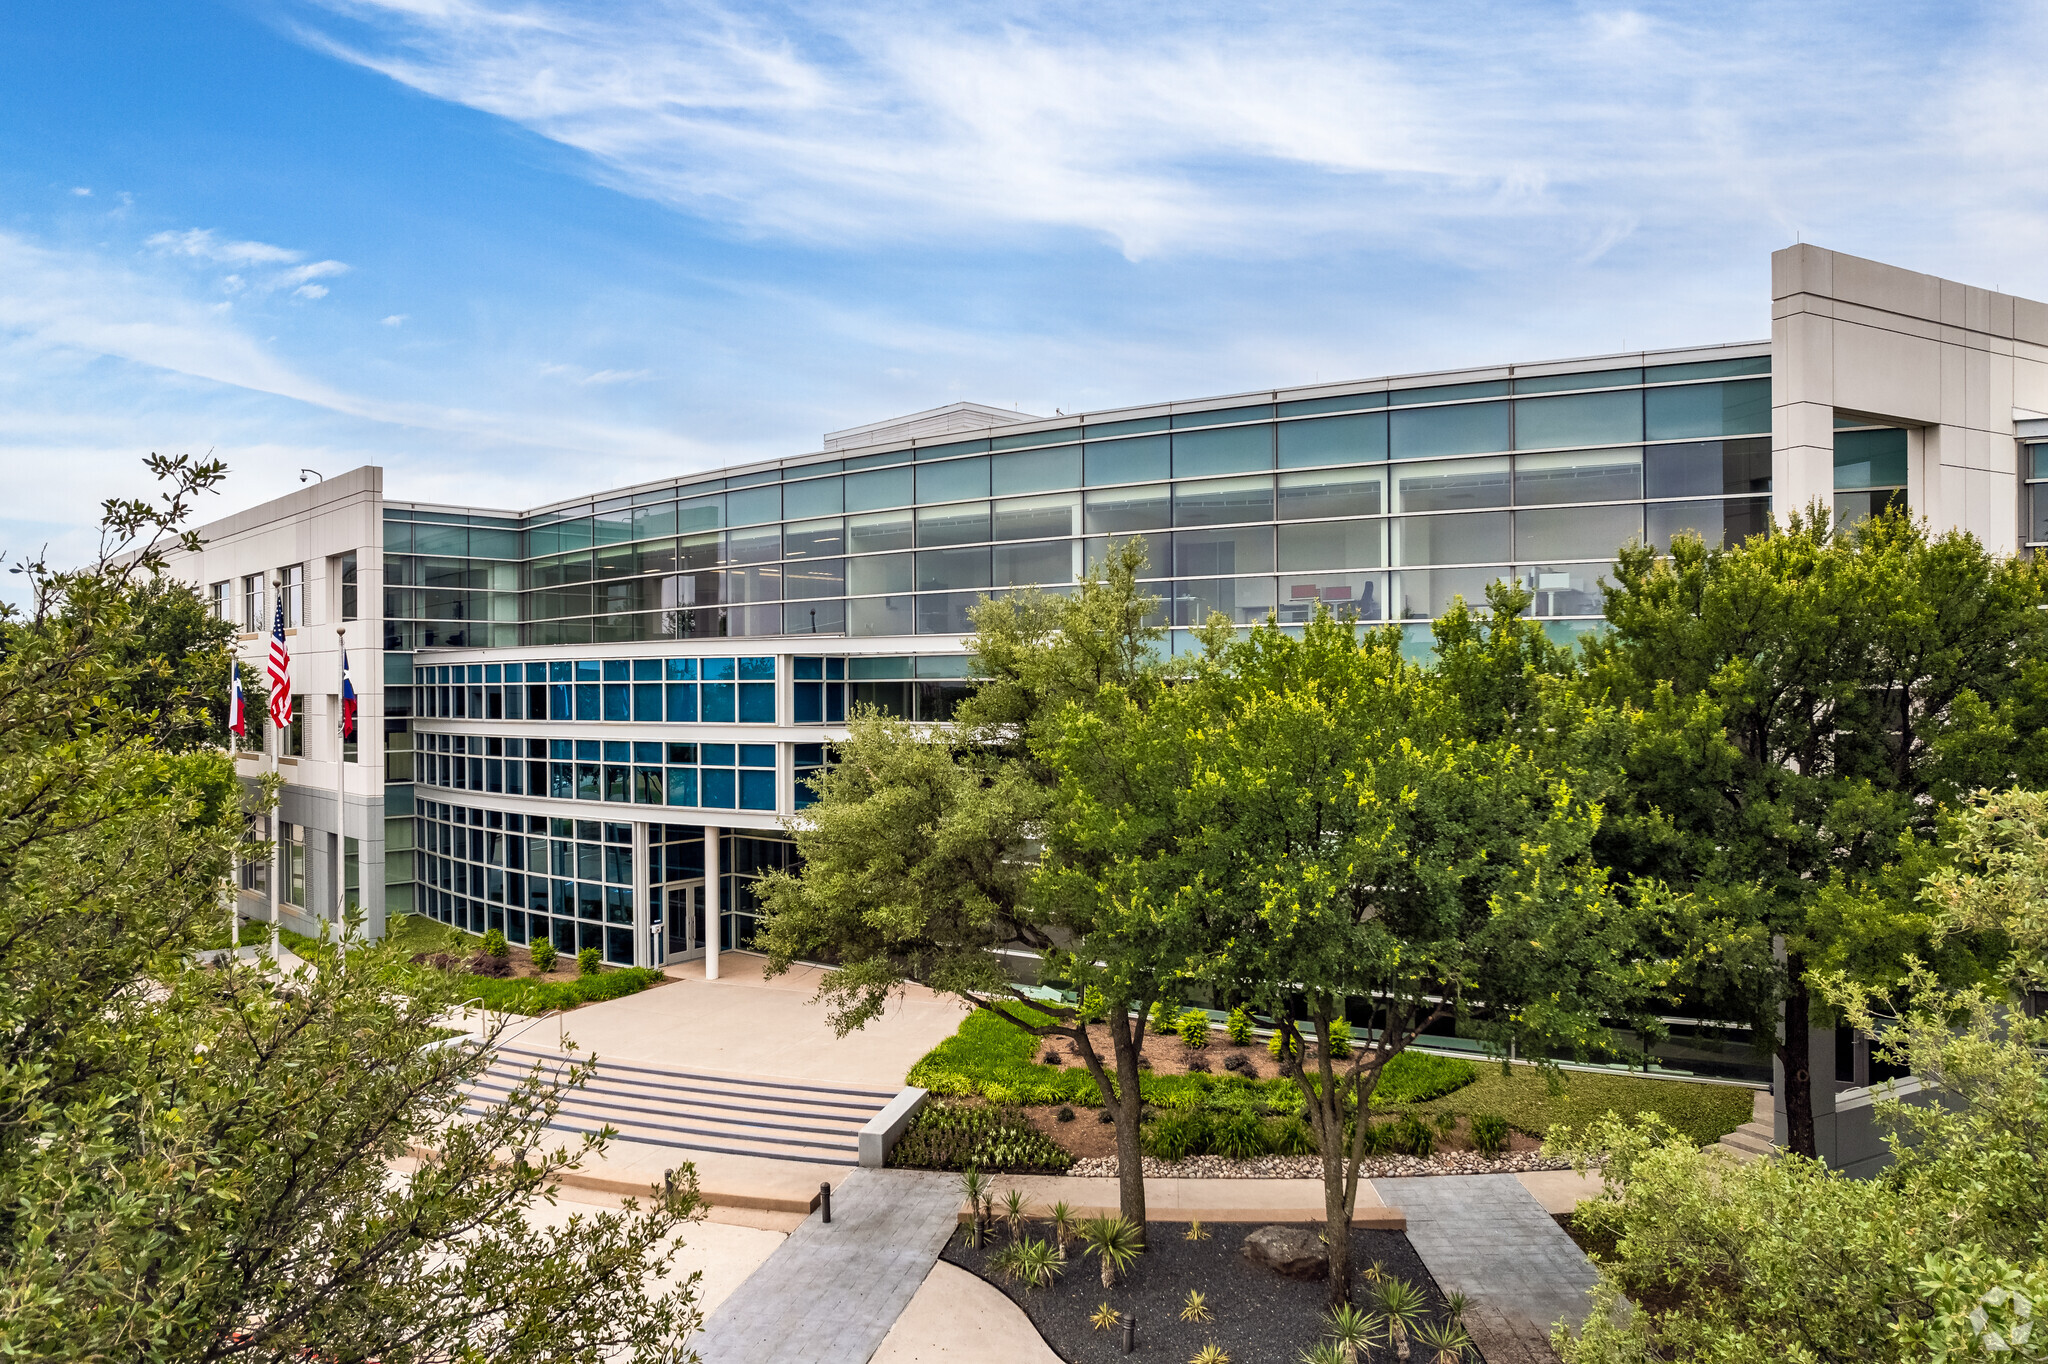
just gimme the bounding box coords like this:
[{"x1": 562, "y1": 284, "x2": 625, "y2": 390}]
[{"x1": 4, "y1": 0, "x2": 2045, "y2": 576}]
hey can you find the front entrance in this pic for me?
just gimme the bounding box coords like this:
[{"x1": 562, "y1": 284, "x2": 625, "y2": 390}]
[{"x1": 662, "y1": 879, "x2": 705, "y2": 964}]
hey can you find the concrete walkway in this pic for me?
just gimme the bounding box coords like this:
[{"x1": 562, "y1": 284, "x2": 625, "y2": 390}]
[
  {"x1": 1376, "y1": 1172, "x2": 1601, "y2": 1364},
  {"x1": 689, "y1": 1168, "x2": 961, "y2": 1364}
]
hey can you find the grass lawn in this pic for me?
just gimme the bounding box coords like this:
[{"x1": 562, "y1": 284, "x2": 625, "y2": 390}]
[{"x1": 1410, "y1": 1062, "x2": 1756, "y2": 1147}]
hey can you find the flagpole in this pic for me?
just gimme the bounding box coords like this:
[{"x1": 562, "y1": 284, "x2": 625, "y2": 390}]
[
  {"x1": 335, "y1": 626, "x2": 348, "y2": 969},
  {"x1": 269, "y1": 573, "x2": 282, "y2": 960},
  {"x1": 227, "y1": 659, "x2": 239, "y2": 951}
]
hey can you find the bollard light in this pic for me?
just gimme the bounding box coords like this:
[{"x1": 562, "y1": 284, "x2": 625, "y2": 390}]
[
  {"x1": 1123, "y1": 1312, "x2": 1135, "y2": 1354},
  {"x1": 821, "y1": 1181, "x2": 833, "y2": 1224}
]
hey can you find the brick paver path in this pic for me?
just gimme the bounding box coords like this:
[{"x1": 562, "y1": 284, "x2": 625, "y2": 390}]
[
  {"x1": 1373, "y1": 1172, "x2": 1602, "y2": 1364},
  {"x1": 689, "y1": 1168, "x2": 960, "y2": 1364}
]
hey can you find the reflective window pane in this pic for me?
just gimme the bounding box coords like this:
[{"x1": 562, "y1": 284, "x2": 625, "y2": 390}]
[
  {"x1": 783, "y1": 557, "x2": 845, "y2": 599},
  {"x1": 782, "y1": 517, "x2": 845, "y2": 558},
  {"x1": 1396, "y1": 566, "x2": 1512, "y2": 619},
  {"x1": 1085, "y1": 484, "x2": 1170, "y2": 533},
  {"x1": 1085, "y1": 435, "x2": 1170, "y2": 485},
  {"x1": 1172, "y1": 424, "x2": 1274, "y2": 478},
  {"x1": 992, "y1": 492, "x2": 1080, "y2": 541},
  {"x1": 782, "y1": 476, "x2": 844, "y2": 519},
  {"x1": 1513, "y1": 448, "x2": 1643, "y2": 505},
  {"x1": 1278, "y1": 467, "x2": 1383, "y2": 520},
  {"x1": 916, "y1": 591, "x2": 982, "y2": 634},
  {"x1": 849, "y1": 595, "x2": 915, "y2": 636},
  {"x1": 1518, "y1": 563, "x2": 1615, "y2": 617},
  {"x1": 1173, "y1": 526, "x2": 1274, "y2": 576},
  {"x1": 1083, "y1": 532, "x2": 1171, "y2": 579},
  {"x1": 1276, "y1": 519, "x2": 1384, "y2": 571},
  {"x1": 1833, "y1": 428, "x2": 1908, "y2": 490},
  {"x1": 1277, "y1": 572, "x2": 1388, "y2": 623},
  {"x1": 991, "y1": 445, "x2": 1082, "y2": 495},
  {"x1": 1513, "y1": 390, "x2": 1643, "y2": 449},
  {"x1": 1173, "y1": 475, "x2": 1274, "y2": 527},
  {"x1": 1643, "y1": 439, "x2": 1772, "y2": 498},
  {"x1": 726, "y1": 485, "x2": 780, "y2": 527},
  {"x1": 916, "y1": 501, "x2": 990, "y2": 547},
  {"x1": 844, "y1": 465, "x2": 914, "y2": 512},
  {"x1": 1395, "y1": 511, "x2": 1512, "y2": 566},
  {"x1": 1170, "y1": 576, "x2": 1277, "y2": 627},
  {"x1": 916, "y1": 548, "x2": 991, "y2": 592},
  {"x1": 1277, "y1": 412, "x2": 1387, "y2": 468},
  {"x1": 1393, "y1": 457, "x2": 1510, "y2": 513},
  {"x1": 993, "y1": 540, "x2": 1079, "y2": 588},
  {"x1": 784, "y1": 599, "x2": 846, "y2": 634},
  {"x1": 1645, "y1": 496, "x2": 1772, "y2": 551},
  {"x1": 847, "y1": 509, "x2": 914, "y2": 554},
  {"x1": 917, "y1": 456, "x2": 990, "y2": 504},
  {"x1": 848, "y1": 553, "x2": 912, "y2": 596},
  {"x1": 724, "y1": 563, "x2": 780, "y2": 603},
  {"x1": 1644, "y1": 379, "x2": 1771, "y2": 440},
  {"x1": 1514, "y1": 504, "x2": 1644, "y2": 563},
  {"x1": 726, "y1": 525, "x2": 780, "y2": 563},
  {"x1": 1390, "y1": 402, "x2": 1509, "y2": 459}
]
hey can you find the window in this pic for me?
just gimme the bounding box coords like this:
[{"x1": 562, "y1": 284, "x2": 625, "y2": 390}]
[
  {"x1": 279, "y1": 564, "x2": 305, "y2": 628},
  {"x1": 243, "y1": 574, "x2": 264, "y2": 633},
  {"x1": 1833, "y1": 427, "x2": 1908, "y2": 527},
  {"x1": 338, "y1": 552, "x2": 358, "y2": 621},
  {"x1": 209, "y1": 581, "x2": 231, "y2": 620},
  {"x1": 284, "y1": 698, "x2": 304, "y2": 757},
  {"x1": 2027, "y1": 444, "x2": 2048, "y2": 546},
  {"x1": 280, "y1": 823, "x2": 306, "y2": 906}
]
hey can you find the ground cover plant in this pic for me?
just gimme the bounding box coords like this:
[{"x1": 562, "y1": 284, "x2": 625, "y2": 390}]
[
  {"x1": 889, "y1": 1100, "x2": 1075, "y2": 1173},
  {"x1": 300, "y1": 915, "x2": 669, "y2": 1015},
  {"x1": 1410, "y1": 1064, "x2": 1755, "y2": 1147}
]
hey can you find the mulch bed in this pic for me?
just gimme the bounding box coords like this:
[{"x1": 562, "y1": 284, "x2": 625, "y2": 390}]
[{"x1": 943, "y1": 1220, "x2": 1464, "y2": 1363}]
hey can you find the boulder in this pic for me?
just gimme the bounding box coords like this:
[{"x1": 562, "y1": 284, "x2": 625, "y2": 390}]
[{"x1": 1240, "y1": 1224, "x2": 1328, "y2": 1279}]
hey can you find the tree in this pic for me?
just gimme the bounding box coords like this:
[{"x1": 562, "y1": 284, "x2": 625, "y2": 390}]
[
  {"x1": 0, "y1": 457, "x2": 702, "y2": 1362},
  {"x1": 1084, "y1": 599, "x2": 1666, "y2": 1304},
  {"x1": 756, "y1": 540, "x2": 1191, "y2": 1225},
  {"x1": 1553, "y1": 788, "x2": 2048, "y2": 1364},
  {"x1": 1581, "y1": 507, "x2": 2048, "y2": 1157}
]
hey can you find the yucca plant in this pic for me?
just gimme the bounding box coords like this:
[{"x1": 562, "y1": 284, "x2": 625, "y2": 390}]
[
  {"x1": 1047, "y1": 1200, "x2": 1078, "y2": 1259},
  {"x1": 1414, "y1": 1318, "x2": 1473, "y2": 1363},
  {"x1": 999, "y1": 1188, "x2": 1029, "y2": 1242},
  {"x1": 957, "y1": 1167, "x2": 990, "y2": 1246},
  {"x1": 992, "y1": 1236, "x2": 1065, "y2": 1290},
  {"x1": 1079, "y1": 1214, "x2": 1145, "y2": 1288},
  {"x1": 1180, "y1": 1288, "x2": 1212, "y2": 1322},
  {"x1": 1297, "y1": 1344, "x2": 1348, "y2": 1364},
  {"x1": 1183, "y1": 1219, "x2": 1209, "y2": 1242},
  {"x1": 1443, "y1": 1290, "x2": 1470, "y2": 1325},
  {"x1": 1323, "y1": 1302, "x2": 1384, "y2": 1364},
  {"x1": 1189, "y1": 1344, "x2": 1231, "y2": 1364},
  {"x1": 1372, "y1": 1277, "x2": 1430, "y2": 1361}
]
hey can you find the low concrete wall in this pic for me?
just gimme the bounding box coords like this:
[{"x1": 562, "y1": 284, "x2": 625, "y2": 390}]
[
  {"x1": 1830, "y1": 1077, "x2": 1945, "y2": 1180},
  {"x1": 859, "y1": 1087, "x2": 929, "y2": 1168}
]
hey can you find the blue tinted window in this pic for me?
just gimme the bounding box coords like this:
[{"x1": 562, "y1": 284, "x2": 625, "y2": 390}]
[
  {"x1": 701, "y1": 769, "x2": 736, "y2": 809},
  {"x1": 574, "y1": 683, "x2": 599, "y2": 721},
  {"x1": 549, "y1": 684, "x2": 571, "y2": 720},
  {"x1": 575, "y1": 659, "x2": 601, "y2": 681},
  {"x1": 602, "y1": 683, "x2": 630, "y2": 722},
  {"x1": 826, "y1": 684, "x2": 845, "y2": 722},
  {"x1": 1278, "y1": 413, "x2": 1386, "y2": 468},
  {"x1": 1390, "y1": 402, "x2": 1510, "y2": 459},
  {"x1": 632, "y1": 658, "x2": 662, "y2": 680},
  {"x1": 783, "y1": 476, "x2": 843, "y2": 519},
  {"x1": 604, "y1": 741, "x2": 630, "y2": 762},
  {"x1": 485, "y1": 664, "x2": 501, "y2": 683},
  {"x1": 666, "y1": 683, "x2": 698, "y2": 722},
  {"x1": 666, "y1": 657, "x2": 697, "y2": 680},
  {"x1": 739, "y1": 770, "x2": 776, "y2": 810},
  {"x1": 666, "y1": 768, "x2": 697, "y2": 806},
  {"x1": 576, "y1": 740, "x2": 600, "y2": 760},
  {"x1": 726, "y1": 485, "x2": 781, "y2": 527},
  {"x1": 633, "y1": 682, "x2": 662, "y2": 720},
  {"x1": 738, "y1": 683, "x2": 775, "y2": 723},
  {"x1": 635, "y1": 741, "x2": 662, "y2": 762},
  {"x1": 1173, "y1": 424, "x2": 1274, "y2": 478},
  {"x1": 739, "y1": 656, "x2": 775, "y2": 680},
  {"x1": 527, "y1": 663, "x2": 549, "y2": 681},
  {"x1": 602, "y1": 659, "x2": 629, "y2": 681},
  {"x1": 1645, "y1": 380, "x2": 1771, "y2": 440},
  {"x1": 701, "y1": 658, "x2": 736, "y2": 681},
  {"x1": 1513, "y1": 390, "x2": 1643, "y2": 449},
  {"x1": 1086, "y1": 435, "x2": 1170, "y2": 485},
  {"x1": 991, "y1": 446, "x2": 1082, "y2": 496},
  {"x1": 466, "y1": 665, "x2": 483, "y2": 684},
  {"x1": 551, "y1": 660, "x2": 572, "y2": 681},
  {"x1": 917, "y1": 457, "x2": 990, "y2": 503},
  {"x1": 826, "y1": 658, "x2": 845, "y2": 680},
  {"x1": 795, "y1": 656, "x2": 824, "y2": 680},
  {"x1": 667, "y1": 743, "x2": 698, "y2": 763},
  {"x1": 701, "y1": 743, "x2": 735, "y2": 765},
  {"x1": 845, "y1": 466, "x2": 914, "y2": 512},
  {"x1": 701, "y1": 682, "x2": 736, "y2": 723},
  {"x1": 550, "y1": 739, "x2": 573, "y2": 759},
  {"x1": 739, "y1": 743, "x2": 776, "y2": 767},
  {"x1": 1172, "y1": 404, "x2": 1274, "y2": 428},
  {"x1": 794, "y1": 681, "x2": 822, "y2": 724}
]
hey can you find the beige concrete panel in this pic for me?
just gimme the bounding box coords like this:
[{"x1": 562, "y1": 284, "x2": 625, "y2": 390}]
[
  {"x1": 2018, "y1": 298, "x2": 2048, "y2": 347},
  {"x1": 1991, "y1": 291, "x2": 2017, "y2": 340},
  {"x1": 1907, "y1": 428, "x2": 1931, "y2": 515},
  {"x1": 1938, "y1": 463, "x2": 1971, "y2": 538},
  {"x1": 1834, "y1": 298, "x2": 1941, "y2": 343},
  {"x1": 2017, "y1": 354, "x2": 2048, "y2": 412},
  {"x1": 1988, "y1": 352, "x2": 2015, "y2": 431},
  {"x1": 1772, "y1": 312, "x2": 1836, "y2": 407},
  {"x1": 1943, "y1": 279, "x2": 1968, "y2": 328},
  {"x1": 870, "y1": 1261, "x2": 1063, "y2": 1364},
  {"x1": 1772, "y1": 243, "x2": 1833, "y2": 301},
  {"x1": 1966, "y1": 348, "x2": 1995, "y2": 432},
  {"x1": 1943, "y1": 345, "x2": 1969, "y2": 428},
  {"x1": 1831, "y1": 325, "x2": 1944, "y2": 422},
  {"x1": 1834, "y1": 251, "x2": 1943, "y2": 320},
  {"x1": 1965, "y1": 468, "x2": 2021, "y2": 553}
]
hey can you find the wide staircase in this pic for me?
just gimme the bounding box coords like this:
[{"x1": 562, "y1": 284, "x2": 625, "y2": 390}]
[
  {"x1": 463, "y1": 1042, "x2": 898, "y2": 1166},
  {"x1": 1717, "y1": 1088, "x2": 1776, "y2": 1161}
]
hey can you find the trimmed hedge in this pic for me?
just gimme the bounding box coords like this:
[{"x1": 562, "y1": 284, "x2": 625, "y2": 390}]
[
  {"x1": 454, "y1": 967, "x2": 666, "y2": 1016},
  {"x1": 906, "y1": 1006, "x2": 1477, "y2": 1114}
]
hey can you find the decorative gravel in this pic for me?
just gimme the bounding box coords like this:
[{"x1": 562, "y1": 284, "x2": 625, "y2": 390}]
[
  {"x1": 1068, "y1": 1150, "x2": 1573, "y2": 1179},
  {"x1": 944, "y1": 1219, "x2": 1460, "y2": 1363}
]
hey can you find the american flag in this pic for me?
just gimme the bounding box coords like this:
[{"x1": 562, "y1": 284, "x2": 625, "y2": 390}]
[
  {"x1": 340, "y1": 646, "x2": 357, "y2": 742},
  {"x1": 267, "y1": 597, "x2": 292, "y2": 731}
]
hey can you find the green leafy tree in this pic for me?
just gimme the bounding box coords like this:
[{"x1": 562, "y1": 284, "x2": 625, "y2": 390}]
[
  {"x1": 1554, "y1": 788, "x2": 2048, "y2": 1364},
  {"x1": 757, "y1": 540, "x2": 1192, "y2": 1225},
  {"x1": 0, "y1": 457, "x2": 703, "y2": 1362},
  {"x1": 1581, "y1": 507, "x2": 2048, "y2": 1156},
  {"x1": 1078, "y1": 598, "x2": 1666, "y2": 1303}
]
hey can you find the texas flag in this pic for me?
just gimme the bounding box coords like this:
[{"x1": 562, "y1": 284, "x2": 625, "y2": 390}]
[
  {"x1": 229, "y1": 660, "x2": 246, "y2": 738},
  {"x1": 340, "y1": 646, "x2": 357, "y2": 742}
]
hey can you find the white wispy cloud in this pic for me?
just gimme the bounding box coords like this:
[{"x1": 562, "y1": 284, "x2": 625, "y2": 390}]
[{"x1": 146, "y1": 226, "x2": 351, "y2": 299}]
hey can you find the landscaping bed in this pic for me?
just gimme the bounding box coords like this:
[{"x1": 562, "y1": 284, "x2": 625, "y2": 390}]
[{"x1": 944, "y1": 1218, "x2": 1459, "y2": 1364}]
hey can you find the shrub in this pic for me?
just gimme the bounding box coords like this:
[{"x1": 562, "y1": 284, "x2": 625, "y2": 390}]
[
  {"x1": 889, "y1": 1102, "x2": 1073, "y2": 1174},
  {"x1": 1470, "y1": 1112, "x2": 1511, "y2": 1155},
  {"x1": 1393, "y1": 1110, "x2": 1436, "y2": 1157},
  {"x1": 1323, "y1": 1017, "x2": 1352, "y2": 1059},
  {"x1": 527, "y1": 937, "x2": 556, "y2": 973},
  {"x1": 1225, "y1": 1005, "x2": 1256, "y2": 1046},
  {"x1": 1150, "y1": 998, "x2": 1177, "y2": 1036},
  {"x1": 1357, "y1": 1118, "x2": 1399, "y2": 1157},
  {"x1": 1371, "y1": 1051, "x2": 1478, "y2": 1106},
  {"x1": 1211, "y1": 1111, "x2": 1267, "y2": 1160},
  {"x1": 1177, "y1": 1008, "x2": 1212, "y2": 1051},
  {"x1": 1186, "y1": 1056, "x2": 1211, "y2": 1073},
  {"x1": 482, "y1": 928, "x2": 508, "y2": 961},
  {"x1": 1264, "y1": 1116, "x2": 1317, "y2": 1156},
  {"x1": 1142, "y1": 1112, "x2": 1212, "y2": 1161},
  {"x1": 906, "y1": 1007, "x2": 1101, "y2": 1108},
  {"x1": 1057, "y1": 1106, "x2": 1076, "y2": 1123},
  {"x1": 455, "y1": 966, "x2": 664, "y2": 1015},
  {"x1": 576, "y1": 947, "x2": 600, "y2": 978},
  {"x1": 1222, "y1": 1052, "x2": 1251, "y2": 1074},
  {"x1": 465, "y1": 950, "x2": 511, "y2": 979},
  {"x1": 1042, "y1": 1049, "x2": 1062, "y2": 1066}
]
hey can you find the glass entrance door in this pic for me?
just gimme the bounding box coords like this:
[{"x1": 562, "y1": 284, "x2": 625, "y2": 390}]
[{"x1": 664, "y1": 881, "x2": 704, "y2": 963}]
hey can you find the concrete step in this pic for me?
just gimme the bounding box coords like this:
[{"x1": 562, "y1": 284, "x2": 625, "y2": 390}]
[
  {"x1": 463, "y1": 1044, "x2": 897, "y2": 1166},
  {"x1": 1718, "y1": 1122, "x2": 1777, "y2": 1159}
]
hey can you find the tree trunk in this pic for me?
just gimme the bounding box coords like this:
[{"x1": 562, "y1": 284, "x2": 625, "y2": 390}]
[
  {"x1": 1780, "y1": 956, "x2": 1817, "y2": 1159},
  {"x1": 1322, "y1": 1148, "x2": 1353, "y2": 1308},
  {"x1": 1108, "y1": 1009, "x2": 1149, "y2": 1228}
]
